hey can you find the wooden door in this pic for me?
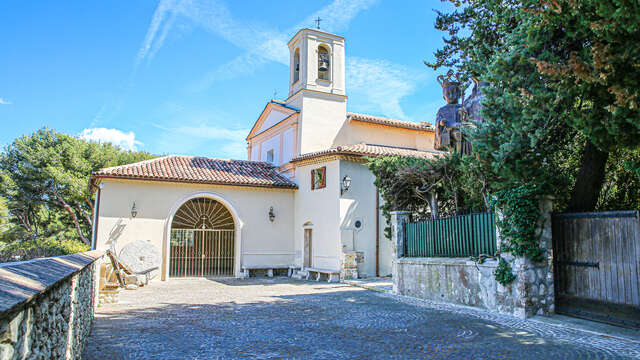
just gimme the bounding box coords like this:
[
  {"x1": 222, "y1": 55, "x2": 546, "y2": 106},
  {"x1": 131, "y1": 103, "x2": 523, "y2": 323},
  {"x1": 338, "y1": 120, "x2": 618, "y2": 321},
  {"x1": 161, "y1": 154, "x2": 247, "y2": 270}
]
[
  {"x1": 553, "y1": 210, "x2": 640, "y2": 328},
  {"x1": 304, "y1": 229, "x2": 312, "y2": 268}
]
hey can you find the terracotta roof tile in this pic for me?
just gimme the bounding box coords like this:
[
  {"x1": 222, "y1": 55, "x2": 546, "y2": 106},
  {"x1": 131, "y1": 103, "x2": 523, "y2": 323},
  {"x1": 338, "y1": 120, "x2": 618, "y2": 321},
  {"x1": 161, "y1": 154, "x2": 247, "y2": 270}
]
[
  {"x1": 347, "y1": 112, "x2": 434, "y2": 131},
  {"x1": 91, "y1": 156, "x2": 297, "y2": 189},
  {"x1": 291, "y1": 143, "x2": 444, "y2": 163}
]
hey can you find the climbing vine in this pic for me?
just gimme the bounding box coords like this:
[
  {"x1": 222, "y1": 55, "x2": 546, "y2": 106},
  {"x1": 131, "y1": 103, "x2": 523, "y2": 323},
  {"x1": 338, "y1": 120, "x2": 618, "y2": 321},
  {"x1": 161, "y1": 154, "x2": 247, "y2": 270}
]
[
  {"x1": 491, "y1": 185, "x2": 546, "y2": 262},
  {"x1": 493, "y1": 257, "x2": 516, "y2": 286},
  {"x1": 487, "y1": 185, "x2": 547, "y2": 284}
]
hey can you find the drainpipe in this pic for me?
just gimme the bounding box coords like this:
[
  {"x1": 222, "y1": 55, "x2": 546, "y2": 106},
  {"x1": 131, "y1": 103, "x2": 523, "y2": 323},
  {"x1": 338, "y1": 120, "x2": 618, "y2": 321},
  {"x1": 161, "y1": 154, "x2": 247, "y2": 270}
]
[
  {"x1": 90, "y1": 182, "x2": 103, "y2": 250},
  {"x1": 375, "y1": 189, "x2": 380, "y2": 277}
]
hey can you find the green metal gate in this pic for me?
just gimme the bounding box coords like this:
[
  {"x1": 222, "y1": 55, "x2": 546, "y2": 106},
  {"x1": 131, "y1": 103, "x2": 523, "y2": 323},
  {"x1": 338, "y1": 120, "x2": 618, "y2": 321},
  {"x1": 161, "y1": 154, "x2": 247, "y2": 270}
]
[{"x1": 405, "y1": 212, "x2": 497, "y2": 258}]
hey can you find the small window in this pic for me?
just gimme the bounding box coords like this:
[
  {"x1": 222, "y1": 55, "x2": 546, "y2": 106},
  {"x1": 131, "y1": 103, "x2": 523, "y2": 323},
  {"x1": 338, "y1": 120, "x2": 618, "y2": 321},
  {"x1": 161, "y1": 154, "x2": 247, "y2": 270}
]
[
  {"x1": 266, "y1": 149, "x2": 274, "y2": 164},
  {"x1": 311, "y1": 167, "x2": 326, "y2": 190},
  {"x1": 318, "y1": 46, "x2": 330, "y2": 81}
]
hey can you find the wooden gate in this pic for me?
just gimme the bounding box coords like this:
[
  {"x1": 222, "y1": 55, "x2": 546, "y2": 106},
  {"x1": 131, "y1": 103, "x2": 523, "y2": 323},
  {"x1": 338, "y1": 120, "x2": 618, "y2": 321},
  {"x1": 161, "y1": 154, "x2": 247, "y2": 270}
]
[{"x1": 552, "y1": 210, "x2": 640, "y2": 328}]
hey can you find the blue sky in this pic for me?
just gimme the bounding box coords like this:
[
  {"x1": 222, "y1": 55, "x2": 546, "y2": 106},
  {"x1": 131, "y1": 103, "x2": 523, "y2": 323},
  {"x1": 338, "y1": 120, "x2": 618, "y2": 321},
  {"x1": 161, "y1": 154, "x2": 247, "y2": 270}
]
[{"x1": 0, "y1": 0, "x2": 453, "y2": 159}]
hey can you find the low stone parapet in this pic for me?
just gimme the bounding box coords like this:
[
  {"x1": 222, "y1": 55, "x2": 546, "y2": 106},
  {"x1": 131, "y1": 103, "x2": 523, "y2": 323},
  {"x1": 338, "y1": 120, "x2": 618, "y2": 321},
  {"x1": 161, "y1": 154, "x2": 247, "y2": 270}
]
[
  {"x1": 395, "y1": 257, "x2": 553, "y2": 317},
  {"x1": 0, "y1": 250, "x2": 103, "y2": 359},
  {"x1": 391, "y1": 198, "x2": 555, "y2": 319}
]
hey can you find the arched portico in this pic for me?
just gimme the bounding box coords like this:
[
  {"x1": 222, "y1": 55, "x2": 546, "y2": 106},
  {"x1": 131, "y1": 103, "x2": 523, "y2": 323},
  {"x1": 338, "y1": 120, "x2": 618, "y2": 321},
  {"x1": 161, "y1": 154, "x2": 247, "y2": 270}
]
[{"x1": 162, "y1": 192, "x2": 244, "y2": 280}]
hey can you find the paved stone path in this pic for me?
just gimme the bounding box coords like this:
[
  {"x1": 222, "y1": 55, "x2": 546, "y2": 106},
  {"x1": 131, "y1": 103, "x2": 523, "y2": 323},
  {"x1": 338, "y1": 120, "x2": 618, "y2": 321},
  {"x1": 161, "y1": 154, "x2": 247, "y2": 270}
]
[{"x1": 85, "y1": 278, "x2": 640, "y2": 359}]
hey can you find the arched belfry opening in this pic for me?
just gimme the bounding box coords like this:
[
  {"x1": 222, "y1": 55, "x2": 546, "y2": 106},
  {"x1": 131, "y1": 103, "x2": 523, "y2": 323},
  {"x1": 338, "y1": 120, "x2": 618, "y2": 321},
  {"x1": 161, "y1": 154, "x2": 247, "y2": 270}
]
[
  {"x1": 318, "y1": 45, "x2": 330, "y2": 80},
  {"x1": 169, "y1": 198, "x2": 235, "y2": 277},
  {"x1": 293, "y1": 48, "x2": 300, "y2": 83}
]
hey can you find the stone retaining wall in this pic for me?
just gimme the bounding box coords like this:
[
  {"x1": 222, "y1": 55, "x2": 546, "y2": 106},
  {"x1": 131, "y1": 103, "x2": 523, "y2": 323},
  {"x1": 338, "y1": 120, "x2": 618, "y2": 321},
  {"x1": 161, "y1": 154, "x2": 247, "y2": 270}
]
[
  {"x1": 391, "y1": 198, "x2": 555, "y2": 319},
  {"x1": 0, "y1": 251, "x2": 103, "y2": 360}
]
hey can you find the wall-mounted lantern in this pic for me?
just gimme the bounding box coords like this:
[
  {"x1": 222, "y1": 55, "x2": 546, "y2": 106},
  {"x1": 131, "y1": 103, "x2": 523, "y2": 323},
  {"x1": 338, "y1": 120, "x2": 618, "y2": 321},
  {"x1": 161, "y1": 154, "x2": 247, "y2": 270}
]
[
  {"x1": 341, "y1": 175, "x2": 352, "y2": 195},
  {"x1": 131, "y1": 201, "x2": 138, "y2": 218},
  {"x1": 268, "y1": 206, "x2": 276, "y2": 222}
]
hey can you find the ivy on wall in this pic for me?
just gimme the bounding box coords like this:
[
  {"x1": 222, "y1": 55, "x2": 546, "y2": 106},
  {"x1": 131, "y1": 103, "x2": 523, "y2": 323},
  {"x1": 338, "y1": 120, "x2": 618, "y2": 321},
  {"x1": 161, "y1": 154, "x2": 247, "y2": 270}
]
[{"x1": 491, "y1": 185, "x2": 546, "y2": 263}]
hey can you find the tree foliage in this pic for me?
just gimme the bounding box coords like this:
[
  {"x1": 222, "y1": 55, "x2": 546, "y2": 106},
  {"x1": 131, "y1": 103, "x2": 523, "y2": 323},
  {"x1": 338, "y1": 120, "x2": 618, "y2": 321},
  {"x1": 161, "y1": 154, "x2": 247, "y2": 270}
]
[
  {"x1": 0, "y1": 128, "x2": 155, "y2": 250},
  {"x1": 365, "y1": 1, "x2": 639, "y2": 281},
  {"x1": 428, "y1": 0, "x2": 640, "y2": 212},
  {"x1": 598, "y1": 146, "x2": 640, "y2": 211},
  {"x1": 367, "y1": 153, "x2": 488, "y2": 238}
]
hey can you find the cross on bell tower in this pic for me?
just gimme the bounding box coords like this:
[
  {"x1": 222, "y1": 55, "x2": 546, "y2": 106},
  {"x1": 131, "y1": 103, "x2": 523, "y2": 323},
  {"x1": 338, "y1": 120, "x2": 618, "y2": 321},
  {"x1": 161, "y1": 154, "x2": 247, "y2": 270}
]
[{"x1": 314, "y1": 17, "x2": 322, "y2": 29}]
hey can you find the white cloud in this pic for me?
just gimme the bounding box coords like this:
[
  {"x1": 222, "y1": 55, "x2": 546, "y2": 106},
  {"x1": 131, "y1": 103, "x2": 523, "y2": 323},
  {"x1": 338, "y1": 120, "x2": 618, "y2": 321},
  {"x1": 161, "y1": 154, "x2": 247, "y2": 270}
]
[
  {"x1": 80, "y1": 128, "x2": 142, "y2": 151},
  {"x1": 347, "y1": 57, "x2": 427, "y2": 120},
  {"x1": 295, "y1": 0, "x2": 378, "y2": 33},
  {"x1": 137, "y1": 0, "x2": 378, "y2": 86},
  {"x1": 134, "y1": 1, "x2": 425, "y2": 124},
  {"x1": 0, "y1": 97, "x2": 12, "y2": 105},
  {"x1": 135, "y1": 0, "x2": 183, "y2": 68}
]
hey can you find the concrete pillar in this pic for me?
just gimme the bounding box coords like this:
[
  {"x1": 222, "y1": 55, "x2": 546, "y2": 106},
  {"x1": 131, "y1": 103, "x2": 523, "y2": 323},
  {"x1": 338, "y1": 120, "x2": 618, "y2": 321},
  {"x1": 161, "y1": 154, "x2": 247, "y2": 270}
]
[
  {"x1": 390, "y1": 211, "x2": 410, "y2": 294},
  {"x1": 391, "y1": 211, "x2": 410, "y2": 258}
]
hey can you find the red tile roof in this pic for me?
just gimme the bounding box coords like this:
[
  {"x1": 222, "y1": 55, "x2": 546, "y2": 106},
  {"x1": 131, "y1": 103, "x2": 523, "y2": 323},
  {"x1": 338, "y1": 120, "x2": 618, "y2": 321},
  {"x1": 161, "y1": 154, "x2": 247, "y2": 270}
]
[
  {"x1": 347, "y1": 112, "x2": 434, "y2": 131},
  {"x1": 291, "y1": 143, "x2": 443, "y2": 163},
  {"x1": 91, "y1": 156, "x2": 297, "y2": 189}
]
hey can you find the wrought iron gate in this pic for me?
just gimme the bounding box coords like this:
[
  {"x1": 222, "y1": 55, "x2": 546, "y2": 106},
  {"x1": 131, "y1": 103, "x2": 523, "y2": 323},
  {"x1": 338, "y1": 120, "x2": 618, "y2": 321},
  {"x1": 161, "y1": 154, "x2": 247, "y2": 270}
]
[
  {"x1": 552, "y1": 210, "x2": 640, "y2": 328},
  {"x1": 170, "y1": 229, "x2": 235, "y2": 277}
]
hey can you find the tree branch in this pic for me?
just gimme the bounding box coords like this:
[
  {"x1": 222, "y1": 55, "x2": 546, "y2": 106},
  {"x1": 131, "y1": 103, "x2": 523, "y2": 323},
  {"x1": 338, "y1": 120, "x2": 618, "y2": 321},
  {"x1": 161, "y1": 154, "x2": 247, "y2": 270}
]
[
  {"x1": 77, "y1": 202, "x2": 92, "y2": 228},
  {"x1": 52, "y1": 184, "x2": 89, "y2": 245}
]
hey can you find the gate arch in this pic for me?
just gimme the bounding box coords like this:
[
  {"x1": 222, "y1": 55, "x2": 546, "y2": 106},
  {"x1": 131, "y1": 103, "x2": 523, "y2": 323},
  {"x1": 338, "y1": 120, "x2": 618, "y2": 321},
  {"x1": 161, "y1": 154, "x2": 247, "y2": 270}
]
[{"x1": 165, "y1": 193, "x2": 242, "y2": 278}]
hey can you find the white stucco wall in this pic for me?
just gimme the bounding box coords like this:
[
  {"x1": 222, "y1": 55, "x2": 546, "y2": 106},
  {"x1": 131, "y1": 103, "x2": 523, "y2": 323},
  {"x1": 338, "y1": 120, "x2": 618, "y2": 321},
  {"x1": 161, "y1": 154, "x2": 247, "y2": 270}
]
[
  {"x1": 95, "y1": 179, "x2": 296, "y2": 279},
  {"x1": 282, "y1": 128, "x2": 295, "y2": 164},
  {"x1": 338, "y1": 160, "x2": 391, "y2": 277},
  {"x1": 291, "y1": 159, "x2": 390, "y2": 276},
  {"x1": 293, "y1": 160, "x2": 341, "y2": 271},
  {"x1": 297, "y1": 92, "x2": 347, "y2": 154},
  {"x1": 259, "y1": 110, "x2": 288, "y2": 132},
  {"x1": 333, "y1": 121, "x2": 435, "y2": 151},
  {"x1": 260, "y1": 135, "x2": 281, "y2": 165},
  {"x1": 378, "y1": 195, "x2": 393, "y2": 276}
]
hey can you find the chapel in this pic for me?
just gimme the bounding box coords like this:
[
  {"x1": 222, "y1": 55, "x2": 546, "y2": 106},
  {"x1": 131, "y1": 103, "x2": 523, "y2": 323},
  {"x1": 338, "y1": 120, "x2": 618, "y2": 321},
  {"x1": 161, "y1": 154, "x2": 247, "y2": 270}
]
[{"x1": 90, "y1": 28, "x2": 441, "y2": 281}]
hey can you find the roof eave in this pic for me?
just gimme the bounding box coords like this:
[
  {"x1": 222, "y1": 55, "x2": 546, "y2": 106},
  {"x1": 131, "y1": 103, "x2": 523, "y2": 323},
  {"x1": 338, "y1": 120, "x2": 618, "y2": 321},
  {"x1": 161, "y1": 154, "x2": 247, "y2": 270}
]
[{"x1": 90, "y1": 174, "x2": 298, "y2": 190}]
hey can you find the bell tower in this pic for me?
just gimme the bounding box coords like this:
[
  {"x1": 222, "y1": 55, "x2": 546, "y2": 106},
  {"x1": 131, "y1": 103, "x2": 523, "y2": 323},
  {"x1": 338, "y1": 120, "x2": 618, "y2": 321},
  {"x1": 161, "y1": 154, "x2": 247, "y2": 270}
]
[
  {"x1": 286, "y1": 28, "x2": 347, "y2": 154},
  {"x1": 288, "y1": 28, "x2": 345, "y2": 98}
]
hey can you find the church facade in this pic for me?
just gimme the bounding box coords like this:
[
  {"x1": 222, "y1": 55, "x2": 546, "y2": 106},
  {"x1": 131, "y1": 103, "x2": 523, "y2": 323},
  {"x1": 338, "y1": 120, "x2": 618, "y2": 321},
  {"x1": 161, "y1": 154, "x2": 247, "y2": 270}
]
[{"x1": 90, "y1": 28, "x2": 440, "y2": 281}]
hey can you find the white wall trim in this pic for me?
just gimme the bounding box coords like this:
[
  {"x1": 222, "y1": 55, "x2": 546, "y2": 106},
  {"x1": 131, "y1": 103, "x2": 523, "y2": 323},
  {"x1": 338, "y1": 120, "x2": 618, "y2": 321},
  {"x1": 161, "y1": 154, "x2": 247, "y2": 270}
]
[
  {"x1": 162, "y1": 191, "x2": 245, "y2": 280},
  {"x1": 242, "y1": 251, "x2": 296, "y2": 256}
]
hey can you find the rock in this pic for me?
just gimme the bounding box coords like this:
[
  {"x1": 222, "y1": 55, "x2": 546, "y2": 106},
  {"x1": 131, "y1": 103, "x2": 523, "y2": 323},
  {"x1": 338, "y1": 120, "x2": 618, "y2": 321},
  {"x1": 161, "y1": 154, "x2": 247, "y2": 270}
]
[
  {"x1": 539, "y1": 284, "x2": 546, "y2": 296},
  {"x1": 119, "y1": 240, "x2": 162, "y2": 280}
]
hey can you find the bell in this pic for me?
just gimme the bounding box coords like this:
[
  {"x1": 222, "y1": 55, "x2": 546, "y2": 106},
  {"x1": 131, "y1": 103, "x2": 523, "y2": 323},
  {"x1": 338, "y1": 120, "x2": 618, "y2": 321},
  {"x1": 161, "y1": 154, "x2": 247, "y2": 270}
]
[{"x1": 318, "y1": 53, "x2": 330, "y2": 72}]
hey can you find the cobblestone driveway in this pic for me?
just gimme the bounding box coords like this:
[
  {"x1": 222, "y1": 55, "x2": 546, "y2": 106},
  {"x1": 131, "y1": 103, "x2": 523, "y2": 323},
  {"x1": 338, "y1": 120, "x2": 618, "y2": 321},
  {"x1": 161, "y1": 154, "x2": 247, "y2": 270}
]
[{"x1": 84, "y1": 278, "x2": 639, "y2": 359}]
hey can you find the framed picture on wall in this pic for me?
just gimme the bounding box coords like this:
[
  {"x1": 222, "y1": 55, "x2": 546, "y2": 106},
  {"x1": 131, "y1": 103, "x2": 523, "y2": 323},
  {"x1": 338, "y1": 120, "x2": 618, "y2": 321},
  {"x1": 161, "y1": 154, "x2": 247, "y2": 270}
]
[{"x1": 311, "y1": 167, "x2": 326, "y2": 190}]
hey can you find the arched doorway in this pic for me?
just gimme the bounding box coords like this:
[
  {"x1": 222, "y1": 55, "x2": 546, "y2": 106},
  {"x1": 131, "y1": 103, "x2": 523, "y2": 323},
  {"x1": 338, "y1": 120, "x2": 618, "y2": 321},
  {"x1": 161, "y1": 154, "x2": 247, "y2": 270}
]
[{"x1": 169, "y1": 198, "x2": 235, "y2": 277}]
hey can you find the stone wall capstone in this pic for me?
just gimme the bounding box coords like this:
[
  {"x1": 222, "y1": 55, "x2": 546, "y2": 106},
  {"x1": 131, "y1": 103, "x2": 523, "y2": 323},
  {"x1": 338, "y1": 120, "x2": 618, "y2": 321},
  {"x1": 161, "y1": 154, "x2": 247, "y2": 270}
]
[{"x1": 0, "y1": 250, "x2": 103, "y2": 360}]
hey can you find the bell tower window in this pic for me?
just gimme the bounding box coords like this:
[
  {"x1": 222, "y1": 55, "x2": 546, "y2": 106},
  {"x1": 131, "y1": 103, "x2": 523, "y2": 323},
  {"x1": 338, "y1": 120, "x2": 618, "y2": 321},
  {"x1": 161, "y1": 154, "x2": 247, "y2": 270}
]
[
  {"x1": 293, "y1": 48, "x2": 300, "y2": 83},
  {"x1": 318, "y1": 46, "x2": 330, "y2": 81}
]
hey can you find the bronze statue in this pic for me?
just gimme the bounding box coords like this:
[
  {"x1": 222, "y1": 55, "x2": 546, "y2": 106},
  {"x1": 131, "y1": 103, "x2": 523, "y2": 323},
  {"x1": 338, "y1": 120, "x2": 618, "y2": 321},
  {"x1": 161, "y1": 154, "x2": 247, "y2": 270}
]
[
  {"x1": 464, "y1": 76, "x2": 489, "y2": 124},
  {"x1": 434, "y1": 70, "x2": 472, "y2": 155}
]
